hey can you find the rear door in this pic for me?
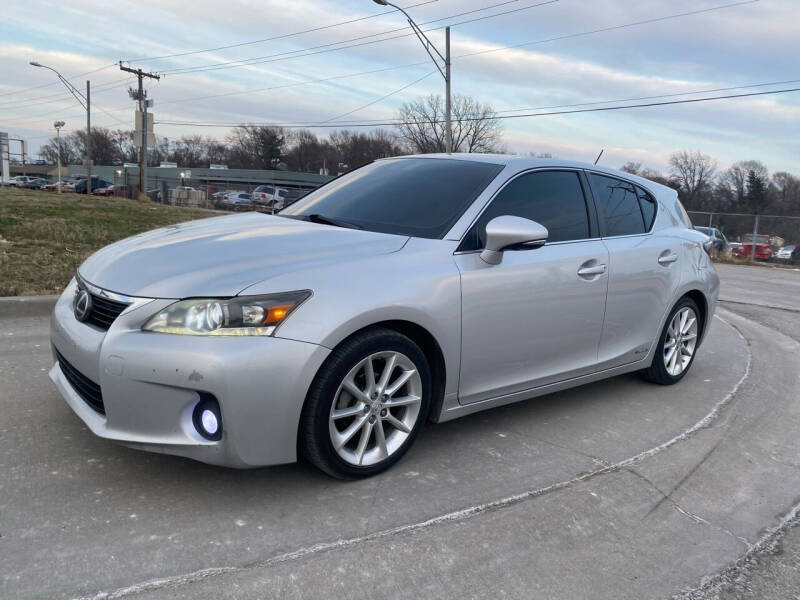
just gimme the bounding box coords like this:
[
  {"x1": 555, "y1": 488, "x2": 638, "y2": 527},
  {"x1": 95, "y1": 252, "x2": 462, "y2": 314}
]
[
  {"x1": 455, "y1": 169, "x2": 609, "y2": 404},
  {"x1": 587, "y1": 172, "x2": 680, "y2": 369}
]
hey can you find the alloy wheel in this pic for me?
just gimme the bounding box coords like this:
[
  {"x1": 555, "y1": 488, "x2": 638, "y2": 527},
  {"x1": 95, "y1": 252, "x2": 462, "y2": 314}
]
[
  {"x1": 663, "y1": 307, "x2": 699, "y2": 377},
  {"x1": 328, "y1": 351, "x2": 423, "y2": 467}
]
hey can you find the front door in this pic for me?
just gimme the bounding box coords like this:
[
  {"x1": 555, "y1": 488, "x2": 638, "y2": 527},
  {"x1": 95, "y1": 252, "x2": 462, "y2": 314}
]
[{"x1": 455, "y1": 170, "x2": 609, "y2": 405}]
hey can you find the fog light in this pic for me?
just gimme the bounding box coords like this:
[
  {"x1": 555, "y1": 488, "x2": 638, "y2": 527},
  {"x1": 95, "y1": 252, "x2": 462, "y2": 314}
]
[
  {"x1": 201, "y1": 410, "x2": 219, "y2": 435},
  {"x1": 192, "y1": 394, "x2": 222, "y2": 441}
]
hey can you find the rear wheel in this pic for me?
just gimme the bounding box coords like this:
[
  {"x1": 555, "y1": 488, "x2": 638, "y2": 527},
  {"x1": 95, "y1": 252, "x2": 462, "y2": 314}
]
[
  {"x1": 641, "y1": 297, "x2": 701, "y2": 385},
  {"x1": 300, "y1": 329, "x2": 431, "y2": 479}
]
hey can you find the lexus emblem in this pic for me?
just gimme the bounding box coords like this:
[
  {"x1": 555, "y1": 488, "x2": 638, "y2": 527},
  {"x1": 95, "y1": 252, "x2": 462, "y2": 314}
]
[{"x1": 74, "y1": 289, "x2": 92, "y2": 322}]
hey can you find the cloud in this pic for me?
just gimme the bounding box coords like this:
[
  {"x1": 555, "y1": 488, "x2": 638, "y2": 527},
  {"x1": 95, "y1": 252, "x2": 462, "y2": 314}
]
[{"x1": 1, "y1": 0, "x2": 798, "y2": 172}]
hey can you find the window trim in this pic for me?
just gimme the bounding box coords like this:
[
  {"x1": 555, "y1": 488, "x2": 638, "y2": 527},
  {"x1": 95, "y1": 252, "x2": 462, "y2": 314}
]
[
  {"x1": 455, "y1": 167, "x2": 599, "y2": 253},
  {"x1": 584, "y1": 169, "x2": 659, "y2": 239}
]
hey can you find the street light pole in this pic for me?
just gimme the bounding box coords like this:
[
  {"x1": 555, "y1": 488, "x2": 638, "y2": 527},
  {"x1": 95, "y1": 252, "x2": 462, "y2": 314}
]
[
  {"x1": 30, "y1": 62, "x2": 91, "y2": 194},
  {"x1": 54, "y1": 121, "x2": 65, "y2": 194},
  {"x1": 372, "y1": 0, "x2": 453, "y2": 153}
]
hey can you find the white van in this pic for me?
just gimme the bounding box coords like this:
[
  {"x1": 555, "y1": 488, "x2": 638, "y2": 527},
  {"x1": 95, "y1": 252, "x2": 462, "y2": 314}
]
[{"x1": 252, "y1": 185, "x2": 289, "y2": 210}]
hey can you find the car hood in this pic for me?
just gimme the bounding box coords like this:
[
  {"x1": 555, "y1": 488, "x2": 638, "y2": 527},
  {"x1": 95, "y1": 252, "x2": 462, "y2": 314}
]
[{"x1": 78, "y1": 213, "x2": 409, "y2": 298}]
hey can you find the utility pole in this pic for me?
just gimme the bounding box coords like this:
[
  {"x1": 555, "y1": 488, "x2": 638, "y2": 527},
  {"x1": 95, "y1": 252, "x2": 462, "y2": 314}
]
[
  {"x1": 445, "y1": 27, "x2": 452, "y2": 154},
  {"x1": 119, "y1": 62, "x2": 160, "y2": 197},
  {"x1": 86, "y1": 81, "x2": 91, "y2": 194}
]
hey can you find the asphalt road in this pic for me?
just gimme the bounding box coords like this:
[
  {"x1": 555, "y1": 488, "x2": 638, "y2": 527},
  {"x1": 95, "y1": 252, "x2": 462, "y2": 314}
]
[{"x1": 1, "y1": 265, "x2": 798, "y2": 599}]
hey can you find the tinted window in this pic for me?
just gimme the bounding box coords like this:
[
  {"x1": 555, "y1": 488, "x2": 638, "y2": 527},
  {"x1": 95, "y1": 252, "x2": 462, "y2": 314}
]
[
  {"x1": 280, "y1": 158, "x2": 504, "y2": 239},
  {"x1": 636, "y1": 185, "x2": 657, "y2": 231},
  {"x1": 590, "y1": 174, "x2": 645, "y2": 236},
  {"x1": 460, "y1": 170, "x2": 590, "y2": 251}
]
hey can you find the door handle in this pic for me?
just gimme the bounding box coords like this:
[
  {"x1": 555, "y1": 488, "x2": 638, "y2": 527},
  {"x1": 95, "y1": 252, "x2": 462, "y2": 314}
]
[
  {"x1": 577, "y1": 263, "x2": 607, "y2": 277},
  {"x1": 658, "y1": 251, "x2": 679, "y2": 265}
]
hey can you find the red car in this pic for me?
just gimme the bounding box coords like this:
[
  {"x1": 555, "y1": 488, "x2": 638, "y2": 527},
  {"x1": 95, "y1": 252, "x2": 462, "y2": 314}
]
[
  {"x1": 92, "y1": 185, "x2": 116, "y2": 197},
  {"x1": 732, "y1": 234, "x2": 773, "y2": 261}
]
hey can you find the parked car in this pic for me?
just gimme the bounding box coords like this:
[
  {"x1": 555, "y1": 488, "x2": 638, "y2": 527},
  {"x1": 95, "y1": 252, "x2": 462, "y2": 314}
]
[
  {"x1": 774, "y1": 244, "x2": 796, "y2": 262},
  {"x1": 792, "y1": 243, "x2": 800, "y2": 264},
  {"x1": 41, "y1": 181, "x2": 74, "y2": 192},
  {"x1": 92, "y1": 185, "x2": 116, "y2": 197},
  {"x1": 8, "y1": 175, "x2": 41, "y2": 187},
  {"x1": 72, "y1": 178, "x2": 113, "y2": 194},
  {"x1": 21, "y1": 178, "x2": 50, "y2": 190},
  {"x1": 694, "y1": 226, "x2": 729, "y2": 259},
  {"x1": 732, "y1": 234, "x2": 773, "y2": 261},
  {"x1": 210, "y1": 190, "x2": 233, "y2": 206},
  {"x1": 253, "y1": 185, "x2": 289, "y2": 211},
  {"x1": 49, "y1": 155, "x2": 718, "y2": 478},
  {"x1": 222, "y1": 192, "x2": 252, "y2": 210}
]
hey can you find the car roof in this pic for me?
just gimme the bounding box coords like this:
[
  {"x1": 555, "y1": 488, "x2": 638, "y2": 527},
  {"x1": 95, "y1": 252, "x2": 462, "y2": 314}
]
[{"x1": 384, "y1": 153, "x2": 676, "y2": 195}]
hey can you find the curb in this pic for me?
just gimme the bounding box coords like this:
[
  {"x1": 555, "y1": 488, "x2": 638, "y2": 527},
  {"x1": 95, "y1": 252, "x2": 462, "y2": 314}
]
[{"x1": 0, "y1": 295, "x2": 59, "y2": 319}]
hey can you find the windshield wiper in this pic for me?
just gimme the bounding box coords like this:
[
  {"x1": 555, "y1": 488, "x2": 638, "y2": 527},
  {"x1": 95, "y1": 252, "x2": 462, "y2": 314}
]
[{"x1": 304, "y1": 214, "x2": 363, "y2": 230}]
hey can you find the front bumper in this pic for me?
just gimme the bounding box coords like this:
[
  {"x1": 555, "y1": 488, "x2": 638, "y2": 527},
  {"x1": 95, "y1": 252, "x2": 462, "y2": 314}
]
[{"x1": 49, "y1": 281, "x2": 330, "y2": 468}]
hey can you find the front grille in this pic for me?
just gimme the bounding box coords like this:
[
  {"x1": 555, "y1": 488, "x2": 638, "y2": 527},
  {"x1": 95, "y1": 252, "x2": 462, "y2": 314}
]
[
  {"x1": 85, "y1": 293, "x2": 129, "y2": 330},
  {"x1": 56, "y1": 349, "x2": 105, "y2": 414}
]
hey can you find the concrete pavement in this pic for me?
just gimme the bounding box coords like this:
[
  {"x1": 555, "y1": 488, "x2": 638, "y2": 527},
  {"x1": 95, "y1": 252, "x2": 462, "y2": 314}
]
[{"x1": 1, "y1": 265, "x2": 798, "y2": 599}]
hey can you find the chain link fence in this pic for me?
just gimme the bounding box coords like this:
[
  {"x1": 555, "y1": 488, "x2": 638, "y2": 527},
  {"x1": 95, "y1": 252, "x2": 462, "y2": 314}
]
[
  {"x1": 109, "y1": 173, "x2": 315, "y2": 212},
  {"x1": 687, "y1": 211, "x2": 800, "y2": 263}
]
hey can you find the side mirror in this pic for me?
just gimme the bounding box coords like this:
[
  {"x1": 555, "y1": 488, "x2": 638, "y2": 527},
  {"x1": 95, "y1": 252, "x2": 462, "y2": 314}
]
[{"x1": 480, "y1": 216, "x2": 549, "y2": 265}]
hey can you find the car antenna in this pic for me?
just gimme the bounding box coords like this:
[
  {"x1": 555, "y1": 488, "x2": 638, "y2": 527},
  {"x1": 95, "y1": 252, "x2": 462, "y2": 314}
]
[{"x1": 594, "y1": 149, "x2": 604, "y2": 165}]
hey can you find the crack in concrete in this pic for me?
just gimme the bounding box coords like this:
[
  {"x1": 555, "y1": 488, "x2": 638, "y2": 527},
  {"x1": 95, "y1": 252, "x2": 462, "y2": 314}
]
[
  {"x1": 642, "y1": 435, "x2": 726, "y2": 520},
  {"x1": 73, "y1": 315, "x2": 753, "y2": 600},
  {"x1": 671, "y1": 304, "x2": 800, "y2": 599},
  {"x1": 627, "y1": 466, "x2": 752, "y2": 550},
  {"x1": 719, "y1": 299, "x2": 800, "y2": 315},
  {"x1": 673, "y1": 502, "x2": 800, "y2": 600}
]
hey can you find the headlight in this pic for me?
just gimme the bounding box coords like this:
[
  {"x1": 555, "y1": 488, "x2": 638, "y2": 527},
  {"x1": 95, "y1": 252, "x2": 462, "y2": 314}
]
[{"x1": 142, "y1": 291, "x2": 311, "y2": 336}]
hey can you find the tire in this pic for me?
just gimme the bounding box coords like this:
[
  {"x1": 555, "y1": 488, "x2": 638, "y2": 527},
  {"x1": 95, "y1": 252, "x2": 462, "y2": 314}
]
[
  {"x1": 300, "y1": 328, "x2": 431, "y2": 479},
  {"x1": 641, "y1": 297, "x2": 702, "y2": 385}
]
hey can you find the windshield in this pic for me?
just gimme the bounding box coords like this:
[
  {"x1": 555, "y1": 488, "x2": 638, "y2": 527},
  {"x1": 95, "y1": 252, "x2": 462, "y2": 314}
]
[{"x1": 279, "y1": 158, "x2": 504, "y2": 238}]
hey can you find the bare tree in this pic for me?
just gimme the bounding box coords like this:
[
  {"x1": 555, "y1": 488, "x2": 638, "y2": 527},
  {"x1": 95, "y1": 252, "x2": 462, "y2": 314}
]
[
  {"x1": 619, "y1": 161, "x2": 642, "y2": 175},
  {"x1": 39, "y1": 133, "x2": 81, "y2": 166},
  {"x1": 772, "y1": 171, "x2": 800, "y2": 213},
  {"x1": 226, "y1": 126, "x2": 286, "y2": 169},
  {"x1": 396, "y1": 94, "x2": 504, "y2": 154},
  {"x1": 719, "y1": 160, "x2": 768, "y2": 205},
  {"x1": 668, "y1": 150, "x2": 717, "y2": 209}
]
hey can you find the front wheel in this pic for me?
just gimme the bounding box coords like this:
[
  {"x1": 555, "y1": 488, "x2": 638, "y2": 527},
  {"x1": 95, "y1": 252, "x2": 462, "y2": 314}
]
[
  {"x1": 641, "y1": 297, "x2": 702, "y2": 385},
  {"x1": 300, "y1": 329, "x2": 431, "y2": 479}
]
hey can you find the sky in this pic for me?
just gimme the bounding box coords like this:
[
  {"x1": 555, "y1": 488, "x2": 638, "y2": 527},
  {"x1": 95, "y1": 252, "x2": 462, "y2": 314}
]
[{"x1": 1, "y1": 0, "x2": 798, "y2": 174}]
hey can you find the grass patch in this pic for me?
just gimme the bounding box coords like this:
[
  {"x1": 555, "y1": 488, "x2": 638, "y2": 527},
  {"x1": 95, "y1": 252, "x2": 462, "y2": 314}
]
[{"x1": 0, "y1": 188, "x2": 223, "y2": 296}]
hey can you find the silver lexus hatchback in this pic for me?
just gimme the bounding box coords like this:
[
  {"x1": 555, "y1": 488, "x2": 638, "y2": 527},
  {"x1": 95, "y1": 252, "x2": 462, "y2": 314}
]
[{"x1": 50, "y1": 154, "x2": 719, "y2": 478}]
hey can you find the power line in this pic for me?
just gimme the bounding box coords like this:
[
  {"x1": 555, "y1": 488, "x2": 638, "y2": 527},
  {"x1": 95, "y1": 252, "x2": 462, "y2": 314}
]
[
  {"x1": 322, "y1": 70, "x2": 437, "y2": 123},
  {"x1": 123, "y1": 0, "x2": 442, "y2": 62},
  {"x1": 160, "y1": 0, "x2": 559, "y2": 75},
  {"x1": 10, "y1": 0, "x2": 758, "y2": 118},
  {"x1": 141, "y1": 61, "x2": 434, "y2": 109},
  {"x1": 457, "y1": 0, "x2": 759, "y2": 60},
  {"x1": 154, "y1": 86, "x2": 800, "y2": 128},
  {"x1": 158, "y1": 0, "x2": 751, "y2": 76},
  {"x1": 306, "y1": 77, "x2": 800, "y2": 124}
]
